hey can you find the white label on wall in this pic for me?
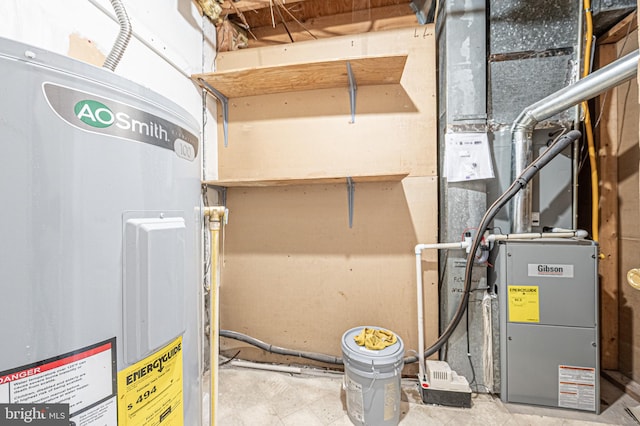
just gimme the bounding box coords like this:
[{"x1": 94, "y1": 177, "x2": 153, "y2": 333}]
[
  {"x1": 528, "y1": 263, "x2": 574, "y2": 278},
  {"x1": 558, "y1": 365, "x2": 596, "y2": 411},
  {"x1": 443, "y1": 132, "x2": 495, "y2": 182}
]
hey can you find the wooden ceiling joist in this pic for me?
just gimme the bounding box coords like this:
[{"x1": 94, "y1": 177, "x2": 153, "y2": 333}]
[
  {"x1": 220, "y1": 0, "x2": 308, "y2": 16},
  {"x1": 221, "y1": 0, "x2": 413, "y2": 29}
]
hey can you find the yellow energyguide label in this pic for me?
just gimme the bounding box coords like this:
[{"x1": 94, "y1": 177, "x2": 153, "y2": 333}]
[
  {"x1": 508, "y1": 285, "x2": 540, "y2": 323},
  {"x1": 118, "y1": 336, "x2": 184, "y2": 426}
]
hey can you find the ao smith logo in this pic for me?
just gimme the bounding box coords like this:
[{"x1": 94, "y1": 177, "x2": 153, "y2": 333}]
[
  {"x1": 43, "y1": 83, "x2": 198, "y2": 161},
  {"x1": 74, "y1": 99, "x2": 169, "y2": 142}
]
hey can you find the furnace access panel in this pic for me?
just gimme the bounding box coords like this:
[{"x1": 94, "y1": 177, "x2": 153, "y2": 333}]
[{"x1": 497, "y1": 239, "x2": 599, "y2": 413}]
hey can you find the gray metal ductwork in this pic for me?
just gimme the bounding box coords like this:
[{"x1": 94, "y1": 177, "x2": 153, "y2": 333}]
[
  {"x1": 511, "y1": 49, "x2": 639, "y2": 233},
  {"x1": 103, "y1": 0, "x2": 132, "y2": 71}
]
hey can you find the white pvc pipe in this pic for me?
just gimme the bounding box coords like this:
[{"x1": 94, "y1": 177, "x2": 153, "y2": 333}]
[
  {"x1": 415, "y1": 252, "x2": 425, "y2": 380},
  {"x1": 415, "y1": 240, "x2": 470, "y2": 381},
  {"x1": 486, "y1": 230, "x2": 587, "y2": 242},
  {"x1": 415, "y1": 241, "x2": 469, "y2": 254},
  {"x1": 228, "y1": 360, "x2": 303, "y2": 374},
  {"x1": 227, "y1": 359, "x2": 344, "y2": 378}
]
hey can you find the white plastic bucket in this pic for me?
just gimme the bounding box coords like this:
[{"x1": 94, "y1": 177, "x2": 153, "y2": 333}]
[{"x1": 341, "y1": 327, "x2": 405, "y2": 426}]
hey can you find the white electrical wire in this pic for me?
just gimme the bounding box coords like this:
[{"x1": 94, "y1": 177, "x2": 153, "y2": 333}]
[{"x1": 481, "y1": 290, "x2": 494, "y2": 393}]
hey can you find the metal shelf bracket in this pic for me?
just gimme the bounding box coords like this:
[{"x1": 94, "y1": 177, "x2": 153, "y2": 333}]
[
  {"x1": 347, "y1": 176, "x2": 355, "y2": 228},
  {"x1": 199, "y1": 78, "x2": 229, "y2": 148},
  {"x1": 346, "y1": 61, "x2": 357, "y2": 123}
]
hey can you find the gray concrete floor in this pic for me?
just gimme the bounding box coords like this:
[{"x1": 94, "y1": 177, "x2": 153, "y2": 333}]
[{"x1": 217, "y1": 364, "x2": 640, "y2": 425}]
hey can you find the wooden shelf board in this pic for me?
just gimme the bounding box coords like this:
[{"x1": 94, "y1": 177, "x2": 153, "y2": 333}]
[
  {"x1": 193, "y1": 55, "x2": 407, "y2": 98},
  {"x1": 204, "y1": 173, "x2": 409, "y2": 187}
]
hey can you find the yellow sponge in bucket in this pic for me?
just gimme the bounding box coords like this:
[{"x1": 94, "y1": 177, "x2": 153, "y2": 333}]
[{"x1": 354, "y1": 328, "x2": 397, "y2": 350}]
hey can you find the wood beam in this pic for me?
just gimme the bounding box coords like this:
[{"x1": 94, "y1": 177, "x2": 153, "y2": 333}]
[
  {"x1": 596, "y1": 42, "x2": 620, "y2": 371},
  {"x1": 247, "y1": 4, "x2": 418, "y2": 47},
  {"x1": 598, "y1": 11, "x2": 637, "y2": 45},
  {"x1": 220, "y1": 0, "x2": 413, "y2": 29},
  {"x1": 220, "y1": 0, "x2": 308, "y2": 16}
]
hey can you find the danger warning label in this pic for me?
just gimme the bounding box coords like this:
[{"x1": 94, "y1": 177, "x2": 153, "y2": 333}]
[
  {"x1": 558, "y1": 365, "x2": 596, "y2": 411},
  {"x1": 0, "y1": 338, "x2": 118, "y2": 425}
]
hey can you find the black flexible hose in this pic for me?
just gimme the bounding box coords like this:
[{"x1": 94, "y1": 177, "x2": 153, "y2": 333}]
[
  {"x1": 220, "y1": 330, "x2": 421, "y2": 365},
  {"x1": 422, "y1": 130, "x2": 582, "y2": 358},
  {"x1": 220, "y1": 330, "x2": 343, "y2": 365}
]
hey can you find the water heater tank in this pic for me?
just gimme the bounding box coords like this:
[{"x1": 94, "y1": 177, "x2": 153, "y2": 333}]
[{"x1": 0, "y1": 37, "x2": 202, "y2": 426}]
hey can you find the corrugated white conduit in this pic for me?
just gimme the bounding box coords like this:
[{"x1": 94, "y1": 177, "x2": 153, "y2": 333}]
[
  {"x1": 89, "y1": 0, "x2": 191, "y2": 78},
  {"x1": 102, "y1": 0, "x2": 132, "y2": 71}
]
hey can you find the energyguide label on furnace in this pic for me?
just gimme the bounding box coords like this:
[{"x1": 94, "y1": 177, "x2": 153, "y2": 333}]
[
  {"x1": 508, "y1": 285, "x2": 540, "y2": 323},
  {"x1": 117, "y1": 336, "x2": 183, "y2": 426},
  {"x1": 0, "y1": 338, "x2": 118, "y2": 426}
]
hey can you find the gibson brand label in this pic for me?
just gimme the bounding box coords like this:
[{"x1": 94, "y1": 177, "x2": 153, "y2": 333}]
[{"x1": 527, "y1": 263, "x2": 574, "y2": 278}]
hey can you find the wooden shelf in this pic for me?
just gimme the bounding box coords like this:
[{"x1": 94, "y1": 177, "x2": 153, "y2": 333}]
[
  {"x1": 193, "y1": 55, "x2": 407, "y2": 99},
  {"x1": 205, "y1": 173, "x2": 408, "y2": 228},
  {"x1": 204, "y1": 173, "x2": 409, "y2": 187}
]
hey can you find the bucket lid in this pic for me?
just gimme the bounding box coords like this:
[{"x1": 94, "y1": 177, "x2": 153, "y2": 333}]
[{"x1": 341, "y1": 326, "x2": 404, "y2": 367}]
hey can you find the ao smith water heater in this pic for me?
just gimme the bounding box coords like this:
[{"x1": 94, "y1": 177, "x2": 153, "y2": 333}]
[{"x1": 0, "y1": 37, "x2": 203, "y2": 425}]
